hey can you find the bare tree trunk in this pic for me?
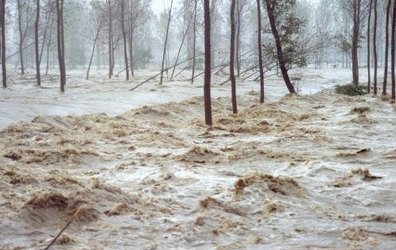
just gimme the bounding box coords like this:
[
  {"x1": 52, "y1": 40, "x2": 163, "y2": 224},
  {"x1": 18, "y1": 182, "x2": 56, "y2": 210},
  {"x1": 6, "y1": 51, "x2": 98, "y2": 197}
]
[
  {"x1": 230, "y1": 0, "x2": 238, "y2": 114},
  {"x1": 160, "y1": 0, "x2": 174, "y2": 85},
  {"x1": 236, "y1": 0, "x2": 241, "y2": 77},
  {"x1": 46, "y1": 22, "x2": 53, "y2": 75},
  {"x1": 108, "y1": 0, "x2": 113, "y2": 79},
  {"x1": 383, "y1": 0, "x2": 391, "y2": 96},
  {"x1": 367, "y1": 0, "x2": 372, "y2": 93},
  {"x1": 264, "y1": 0, "x2": 296, "y2": 94},
  {"x1": 373, "y1": 0, "x2": 378, "y2": 95},
  {"x1": 392, "y1": 0, "x2": 396, "y2": 100},
  {"x1": 121, "y1": 0, "x2": 129, "y2": 81},
  {"x1": 86, "y1": 21, "x2": 102, "y2": 80},
  {"x1": 128, "y1": 2, "x2": 134, "y2": 77},
  {"x1": 17, "y1": 0, "x2": 25, "y2": 75},
  {"x1": 171, "y1": 18, "x2": 191, "y2": 80},
  {"x1": 1, "y1": 0, "x2": 6, "y2": 88},
  {"x1": 191, "y1": 0, "x2": 197, "y2": 84},
  {"x1": 352, "y1": 0, "x2": 361, "y2": 85},
  {"x1": 35, "y1": 0, "x2": 41, "y2": 86},
  {"x1": 56, "y1": 0, "x2": 65, "y2": 92},
  {"x1": 257, "y1": 0, "x2": 264, "y2": 103},
  {"x1": 204, "y1": 0, "x2": 212, "y2": 125}
]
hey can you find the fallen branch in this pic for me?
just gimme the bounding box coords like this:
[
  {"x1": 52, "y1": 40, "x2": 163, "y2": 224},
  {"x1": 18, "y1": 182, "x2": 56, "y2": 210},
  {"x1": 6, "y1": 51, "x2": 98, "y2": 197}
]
[{"x1": 44, "y1": 209, "x2": 81, "y2": 250}]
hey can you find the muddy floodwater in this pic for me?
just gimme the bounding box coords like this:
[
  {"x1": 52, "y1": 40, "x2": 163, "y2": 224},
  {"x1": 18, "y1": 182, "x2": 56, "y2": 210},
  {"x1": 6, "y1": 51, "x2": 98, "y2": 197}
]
[{"x1": 1, "y1": 69, "x2": 396, "y2": 249}]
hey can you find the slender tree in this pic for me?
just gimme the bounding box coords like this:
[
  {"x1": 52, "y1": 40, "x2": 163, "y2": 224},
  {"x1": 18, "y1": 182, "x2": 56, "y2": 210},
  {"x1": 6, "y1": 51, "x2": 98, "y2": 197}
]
[
  {"x1": 257, "y1": 0, "x2": 264, "y2": 103},
  {"x1": 108, "y1": 0, "x2": 113, "y2": 79},
  {"x1": 56, "y1": 0, "x2": 66, "y2": 92},
  {"x1": 87, "y1": 19, "x2": 103, "y2": 80},
  {"x1": 17, "y1": 0, "x2": 26, "y2": 75},
  {"x1": 204, "y1": 0, "x2": 212, "y2": 125},
  {"x1": 230, "y1": 0, "x2": 238, "y2": 113},
  {"x1": 35, "y1": 0, "x2": 41, "y2": 86},
  {"x1": 383, "y1": 0, "x2": 391, "y2": 96},
  {"x1": 121, "y1": 0, "x2": 129, "y2": 81},
  {"x1": 373, "y1": 0, "x2": 378, "y2": 95},
  {"x1": 1, "y1": 0, "x2": 5, "y2": 88},
  {"x1": 352, "y1": 0, "x2": 361, "y2": 85},
  {"x1": 264, "y1": 0, "x2": 296, "y2": 94},
  {"x1": 191, "y1": 0, "x2": 197, "y2": 84},
  {"x1": 367, "y1": 0, "x2": 372, "y2": 93},
  {"x1": 160, "y1": 0, "x2": 174, "y2": 85},
  {"x1": 392, "y1": 0, "x2": 396, "y2": 100}
]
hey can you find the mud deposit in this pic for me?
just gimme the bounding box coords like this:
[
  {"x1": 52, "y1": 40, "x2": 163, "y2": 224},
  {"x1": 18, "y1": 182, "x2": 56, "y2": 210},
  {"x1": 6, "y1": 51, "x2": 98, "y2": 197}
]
[{"x1": 1, "y1": 90, "x2": 396, "y2": 249}]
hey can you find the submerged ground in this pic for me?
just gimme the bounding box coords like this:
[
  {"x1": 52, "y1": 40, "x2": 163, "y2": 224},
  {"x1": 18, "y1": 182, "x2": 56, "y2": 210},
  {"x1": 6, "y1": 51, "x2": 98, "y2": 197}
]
[{"x1": 1, "y1": 68, "x2": 396, "y2": 249}]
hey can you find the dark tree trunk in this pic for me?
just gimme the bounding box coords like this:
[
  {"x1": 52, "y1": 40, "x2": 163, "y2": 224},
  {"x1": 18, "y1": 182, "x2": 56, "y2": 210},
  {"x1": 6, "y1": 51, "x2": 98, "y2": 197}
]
[
  {"x1": 230, "y1": 0, "x2": 238, "y2": 114},
  {"x1": 17, "y1": 0, "x2": 25, "y2": 75},
  {"x1": 257, "y1": 0, "x2": 264, "y2": 103},
  {"x1": 35, "y1": 0, "x2": 41, "y2": 86},
  {"x1": 191, "y1": 0, "x2": 197, "y2": 84},
  {"x1": 373, "y1": 0, "x2": 378, "y2": 95},
  {"x1": 236, "y1": 0, "x2": 241, "y2": 77},
  {"x1": 264, "y1": 0, "x2": 296, "y2": 94},
  {"x1": 383, "y1": 0, "x2": 391, "y2": 96},
  {"x1": 352, "y1": 0, "x2": 361, "y2": 85},
  {"x1": 1, "y1": 0, "x2": 6, "y2": 88},
  {"x1": 128, "y1": 2, "x2": 134, "y2": 77},
  {"x1": 56, "y1": 0, "x2": 65, "y2": 92},
  {"x1": 204, "y1": 0, "x2": 212, "y2": 125},
  {"x1": 160, "y1": 0, "x2": 173, "y2": 85},
  {"x1": 392, "y1": 0, "x2": 396, "y2": 100},
  {"x1": 367, "y1": 0, "x2": 372, "y2": 93},
  {"x1": 121, "y1": 0, "x2": 129, "y2": 81}
]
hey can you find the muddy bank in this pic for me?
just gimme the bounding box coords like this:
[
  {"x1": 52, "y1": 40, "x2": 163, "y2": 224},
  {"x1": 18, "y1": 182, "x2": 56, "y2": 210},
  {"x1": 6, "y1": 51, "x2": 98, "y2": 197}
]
[{"x1": 1, "y1": 90, "x2": 396, "y2": 249}]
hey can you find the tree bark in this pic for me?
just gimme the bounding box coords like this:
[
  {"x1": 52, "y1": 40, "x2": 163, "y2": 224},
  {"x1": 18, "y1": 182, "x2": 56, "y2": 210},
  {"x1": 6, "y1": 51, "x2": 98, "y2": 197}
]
[
  {"x1": 383, "y1": 0, "x2": 391, "y2": 96},
  {"x1": 108, "y1": 0, "x2": 113, "y2": 79},
  {"x1": 230, "y1": 0, "x2": 238, "y2": 114},
  {"x1": 367, "y1": 0, "x2": 372, "y2": 93},
  {"x1": 264, "y1": 0, "x2": 296, "y2": 94},
  {"x1": 204, "y1": 0, "x2": 212, "y2": 125},
  {"x1": 56, "y1": 0, "x2": 65, "y2": 92},
  {"x1": 191, "y1": 0, "x2": 197, "y2": 84},
  {"x1": 160, "y1": 0, "x2": 174, "y2": 85},
  {"x1": 392, "y1": 0, "x2": 396, "y2": 100},
  {"x1": 1, "y1": 0, "x2": 6, "y2": 88},
  {"x1": 373, "y1": 0, "x2": 378, "y2": 95},
  {"x1": 121, "y1": 0, "x2": 129, "y2": 81},
  {"x1": 17, "y1": 0, "x2": 25, "y2": 75},
  {"x1": 257, "y1": 0, "x2": 264, "y2": 103},
  {"x1": 352, "y1": 0, "x2": 361, "y2": 85},
  {"x1": 35, "y1": 0, "x2": 41, "y2": 86}
]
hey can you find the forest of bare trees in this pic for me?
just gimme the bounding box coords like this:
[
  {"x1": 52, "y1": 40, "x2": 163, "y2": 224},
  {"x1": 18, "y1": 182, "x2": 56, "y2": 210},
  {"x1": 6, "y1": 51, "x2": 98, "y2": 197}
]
[{"x1": 0, "y1": 0, "x2": 395, "y2": 118}]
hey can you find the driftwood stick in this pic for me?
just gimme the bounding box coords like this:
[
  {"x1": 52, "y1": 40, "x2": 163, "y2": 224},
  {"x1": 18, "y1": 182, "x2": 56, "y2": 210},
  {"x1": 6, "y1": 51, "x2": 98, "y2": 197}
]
[{"x1": 44, "y1": 209, "x2": 81, "y2": 250}]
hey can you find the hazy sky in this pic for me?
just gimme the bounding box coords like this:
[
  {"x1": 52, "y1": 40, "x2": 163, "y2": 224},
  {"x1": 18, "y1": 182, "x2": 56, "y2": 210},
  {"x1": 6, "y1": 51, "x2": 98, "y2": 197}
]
[{"x1": 152, "y1": 0, "x2": 181, "y2": 15}]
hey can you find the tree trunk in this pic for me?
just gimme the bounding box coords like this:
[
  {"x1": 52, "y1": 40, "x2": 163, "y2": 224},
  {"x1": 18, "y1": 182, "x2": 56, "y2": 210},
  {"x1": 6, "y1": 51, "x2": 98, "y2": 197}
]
[
  {"x1": 1, "y1": 0, "x2": 6, "y2": 88},
  {"x1": 86, "y1": 21, "x2": 102, "y2": 80},
  {"x1": 191, "y1": 0, "x2": 197, "y2": 84},
  {"x1": 373, "y1": 0, "x2": 378, "y2": 95},
  {"x1": 204, "y1": 0, "x2": 212, "y2": 125},
  {"x1": 230, "y1": 0, "x2": 238, "y2": 114},
  {"x1": 17, "y1": 0, "x2": 25, "y2": 75},
  {"x1": 257, "y1": 0, "x2": 264, "y2": 103},
  {"x1": 392, "y1": 0, "x2": 396, "y2": 100},
  {"x1": 264, "y1": 0, "x2": 296, "y2": 94},
  {"x1": 56, "y1": 0, "x2": 65, "y2": 92},
  {"x1": 383, "y1": 0, "x2": 391, "y2": 96},
  {"x1": 171, "y1": 18, "x2": 191, "y2": 80},
  {"x1": 108, "y1": 0, "x2": 113, "y2": 79},
  {"x1": 121, "y1": 0, "x2": 129, "y2": 81},
  {"x1": 352, "y1": 0, "x2": 361, "y2": 85},
  {"x1": 367, "y1": 0, "x2": 372, "y2": 93},
  {"x1": 160, "y1": 0, "x2": 174, "y2": 85},
  {"x1": 236, "y1": 0, "x2": 241, "y2": 77},
  {"x1": 35, "y1": 0, "x2": 41, "y2": 86}
]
